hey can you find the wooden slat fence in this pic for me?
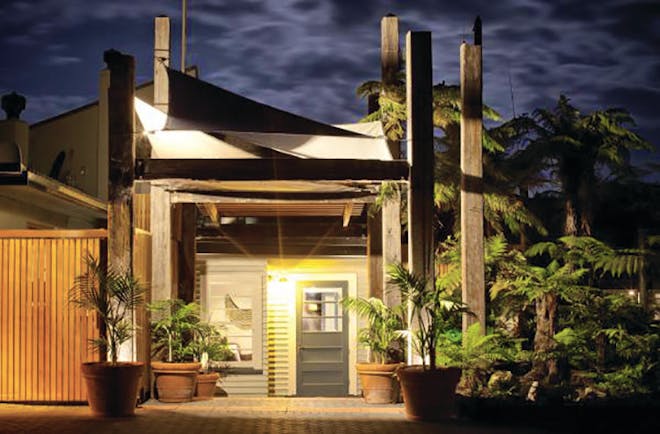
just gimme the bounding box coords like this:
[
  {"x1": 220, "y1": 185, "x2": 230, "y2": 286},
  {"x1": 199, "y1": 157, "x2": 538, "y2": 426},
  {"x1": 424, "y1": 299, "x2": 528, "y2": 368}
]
[
  {"x1": 0, "y1": 230, "x2": 106, "y2": 402},
  {"x1": 133, "y1": 228, "x2": 152, "y2": 400}
]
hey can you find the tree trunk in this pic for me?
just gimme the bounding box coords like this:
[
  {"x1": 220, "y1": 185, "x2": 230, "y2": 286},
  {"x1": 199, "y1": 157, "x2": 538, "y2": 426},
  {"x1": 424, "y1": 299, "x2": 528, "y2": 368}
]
[
  {"x1": 531, "y1": 292, "x2": 559, "y2": 384},
  {"x1": 577, "y1": 177, "x2": 594, "y2": 236},
  {"x1": 564, "y1": 198, "x2": 579, "y2": 236}
]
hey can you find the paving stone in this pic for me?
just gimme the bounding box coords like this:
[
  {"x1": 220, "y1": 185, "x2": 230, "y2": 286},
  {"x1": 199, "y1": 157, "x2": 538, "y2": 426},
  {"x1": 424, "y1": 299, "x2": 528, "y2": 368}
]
[{"x1": 0, "y1": 398, "x2": 549, "y2": 434}]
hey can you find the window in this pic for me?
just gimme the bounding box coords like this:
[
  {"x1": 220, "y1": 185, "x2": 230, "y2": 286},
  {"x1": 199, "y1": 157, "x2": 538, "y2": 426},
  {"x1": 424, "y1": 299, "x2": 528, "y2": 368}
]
[{"x1": 203, "y1": 263, "x2": 265, "y2": 370}]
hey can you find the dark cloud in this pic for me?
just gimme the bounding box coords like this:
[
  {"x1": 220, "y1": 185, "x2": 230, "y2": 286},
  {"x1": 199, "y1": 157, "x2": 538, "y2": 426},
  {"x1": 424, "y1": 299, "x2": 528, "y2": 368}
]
[
  {"x1": 491, "y1": 26, "x2": 561, "y2": 44},
  {"x1": 0, "y1": 0, "x2": 656, "y2": 168},
  {"x1": 601, "y1": 86, "x2": 660, "y2": 122}
]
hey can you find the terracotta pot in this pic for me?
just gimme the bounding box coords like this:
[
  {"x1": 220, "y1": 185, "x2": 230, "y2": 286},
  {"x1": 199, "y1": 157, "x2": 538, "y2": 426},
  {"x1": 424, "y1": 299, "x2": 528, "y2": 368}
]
[
  {"x1": 356, "y1": 363, "x2": 403, "y2": 404},
  {"x1": 152, "y1": 361, "x2": 201, "y2": 403},
  {"x1": 194, "y1": 372, "x2": 220, "y2": 400},
  {"x1": 82, "y1": 361, "x2": 144, "y2": 417},
  {"x1": 398, "y1": 365, "x2": 462, "y2": 421}
]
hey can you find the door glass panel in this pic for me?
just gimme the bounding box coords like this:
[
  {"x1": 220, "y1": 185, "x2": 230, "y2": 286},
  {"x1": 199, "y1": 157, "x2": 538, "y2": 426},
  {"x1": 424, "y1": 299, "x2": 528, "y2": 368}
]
[{"x1": 302, "y1": 287, "x2": 342, "y2": 332}]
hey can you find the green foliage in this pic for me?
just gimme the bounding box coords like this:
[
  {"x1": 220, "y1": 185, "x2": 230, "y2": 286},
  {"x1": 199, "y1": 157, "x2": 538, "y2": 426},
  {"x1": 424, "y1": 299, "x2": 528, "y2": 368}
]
[
  {"x1": 149, "y1": 299, "x2": 203, "y2": 363},
  {"x1": 340, "y1": 296, "x2": 406, "y2": 363},
  {"x1": 187, "y1": 322, "x2": 234, "y2": 363},
  {"x1": 69, "y1": 256, "x2": 144, "y2": 364},
  {"x1": 437, "y1": 324, "x2": 525, "y2": 396},
  {"x1": 388, "y1": 263, "x2": 470, "y2": 370}
]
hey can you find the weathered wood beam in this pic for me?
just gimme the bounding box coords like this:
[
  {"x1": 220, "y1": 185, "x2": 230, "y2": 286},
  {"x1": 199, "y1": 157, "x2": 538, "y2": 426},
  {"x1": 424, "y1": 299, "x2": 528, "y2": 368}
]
[
  {"x1": 154, "y1": 16, "x2": 170, "y2": 113},
  {"x1": 170, "y1": 191, "x2": 377, "y2": 203},
  {"x1": 105, "y1": 49, "x2": 135, "y2": 275},
  {"x1": 381, "y1": 14, "x2": 401, "y2": 159},
  {"x1": 197, "y1": 240, "x2": 365, "y2": 256},
  {"x1": 460, "y1": 18, "x2": 486, "y2": 334},
  {"x1": 177, "y1": 203, "x2": 197, "y2": 303},
  {"x1": 342, "y1": 202, "x2": 353, "y2": 227},
  {"x1": 367, "y1": 209, "x2": 383, "y2": 298},
  {"x1": 406, "y1": 32, "x2": 435, "y2": 282},
  {"x1": 150, "y1": 185, "x2": 172, "y2": 301},
  {"x1": 105, "y1": 49, "x2": 135, "y2": 363},
  {"x1": 382, "y1": 189, "x2": 402, "y2": 306},
  {"x1": 137, "y1": 159, "x2": 409, "y2": 182},
  {"x1": 381, "y1": 15, "x2": 402, "y2": 306},
  {"x1": 197, "y1": 222, "x2": 365, "y2": 238}
]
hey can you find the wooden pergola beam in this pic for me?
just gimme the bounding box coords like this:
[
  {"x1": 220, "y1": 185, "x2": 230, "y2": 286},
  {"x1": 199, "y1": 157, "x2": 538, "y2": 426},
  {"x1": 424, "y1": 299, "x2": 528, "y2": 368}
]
[
  {"x1": 137, "y1": 159, "x2": 409, "y2": 181},
  {"x1": 197, "y1": 222, "x2": 364, "y2": 238}
]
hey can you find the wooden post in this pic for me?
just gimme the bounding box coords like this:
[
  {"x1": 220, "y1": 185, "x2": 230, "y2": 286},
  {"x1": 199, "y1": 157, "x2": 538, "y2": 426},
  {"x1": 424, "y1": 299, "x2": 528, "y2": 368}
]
[
  {"x1": 382, "y1": 190, "x2": 402, "y2": 307},
  {"x1": 177, "y1": 203, "x2": 197, "y2": 303},
  {"x1": 150, "y1": 185, "x2": 172, "y2": 301},
  {"x1": 381, "y1": 14, "x2": 400, "y2": 159},
  {"x1": 381, "y1": 15, "x2": 402, "y2": 307},
  {"x1": 406, "y1": 31, "x2": 434, "y2": 282},
  {"x1": 97, "y1": 69, "x2": 110, "y2": 200},
  {"x1": 105, "y1": 49, "x2": 135, "y2": 275},
  {"x1": 154, "y1": 16, "x2": 170, "y2": 113},
  {"x1": 150, "y1": 16, "x2": 174, "y2": 303},
  {"x1": 367, "y1": 210, "x2": 383, "y2": 298},
  {"x1": 105, "y1": 49, "x2": 135, "y2": 362},
  {"x1": 460, "y1": 17, "x2": 486, "y2": 334}
]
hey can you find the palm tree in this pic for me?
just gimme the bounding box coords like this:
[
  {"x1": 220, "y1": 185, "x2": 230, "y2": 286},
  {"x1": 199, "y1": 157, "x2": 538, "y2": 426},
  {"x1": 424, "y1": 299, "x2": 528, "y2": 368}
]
[
  {"x1": 519, "y1": 95, "x2": 652, "y2": 236},
  {"x1": 357, "y1": 78, "x2": 546, "y2": 241}
]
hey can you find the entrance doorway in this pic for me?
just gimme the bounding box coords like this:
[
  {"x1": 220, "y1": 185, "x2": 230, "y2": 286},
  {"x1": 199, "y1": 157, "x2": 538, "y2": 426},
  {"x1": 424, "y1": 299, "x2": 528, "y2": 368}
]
[{"x1": 296, "y1": 280, "x2": 348, "y2": 396}]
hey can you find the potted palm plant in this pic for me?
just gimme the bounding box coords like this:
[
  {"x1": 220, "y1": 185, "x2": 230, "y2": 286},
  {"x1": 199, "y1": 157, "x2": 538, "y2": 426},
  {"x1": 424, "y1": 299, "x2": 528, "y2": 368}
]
[
  {"x1": 388, "y1": 263, "x2": 470, "y2": 421},
  {"x1": 149, "y1": 299, "x2": 202, "y2": 402},
  {"x1": 69, "y1": 256, "x2": 145, "y2": 417},
  {"x1": 341, "y1": 296, "x2": 405, "y2": 403},
  {"x1": 189, "y1": 323, "x2": 234, "y2": 400}
]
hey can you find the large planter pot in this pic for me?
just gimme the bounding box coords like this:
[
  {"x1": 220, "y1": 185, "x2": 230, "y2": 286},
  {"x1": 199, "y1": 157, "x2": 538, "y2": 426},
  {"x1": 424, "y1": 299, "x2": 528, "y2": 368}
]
[
  {"x1": 398, "y1": 365, "x2": 462, "y2": 421},
  {"x1": 82, "y1": 361, "x2": 144, "y2": 417},
  {"x1": 356, "y1": 363, "x2": 403, "y2": 404},
  {"x1": 194, "y1": 372, "x2": 220, "y2": 401},
  {"x1": 152, "y1": 361, "x2": 201, "y2": 403}
]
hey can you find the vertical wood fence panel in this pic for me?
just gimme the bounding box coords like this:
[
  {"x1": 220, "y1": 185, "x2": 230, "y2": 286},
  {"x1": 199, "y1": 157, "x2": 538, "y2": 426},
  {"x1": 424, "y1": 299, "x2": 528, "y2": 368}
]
[
  {"x1": 133, "y1": 229, "x2": 152, "y2": 399},
  {"x1": 0, "y1": 230, "x2": 105, "y2": 402}
]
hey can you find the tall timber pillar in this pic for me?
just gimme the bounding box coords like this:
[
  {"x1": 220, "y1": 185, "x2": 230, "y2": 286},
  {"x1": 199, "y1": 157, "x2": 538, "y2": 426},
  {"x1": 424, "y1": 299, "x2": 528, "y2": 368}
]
[
  {"x1": 105, "y1": 49, "x2": 136, "y2": 361},
  {"x1": 150, "y1": 16, "x2": 174, "y2": 301},
  {"x1": 381, "y1": 14, "x2": 403, "y2": 307},
  {"x1": 105, "y1": 50, "x2": 135, "y2": 276},
  {"x1": 406, "y1": 31, "x2": 434, "y2": 285},
  {"x1": 460, "y1": 17, "x2": 486, "y2": 334}
]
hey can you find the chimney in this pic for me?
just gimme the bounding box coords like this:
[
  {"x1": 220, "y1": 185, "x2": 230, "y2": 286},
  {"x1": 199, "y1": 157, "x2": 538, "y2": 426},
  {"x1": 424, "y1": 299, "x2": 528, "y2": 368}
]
[{"x1": 0, "y1": 92, "x2": 29, "y2": 172}]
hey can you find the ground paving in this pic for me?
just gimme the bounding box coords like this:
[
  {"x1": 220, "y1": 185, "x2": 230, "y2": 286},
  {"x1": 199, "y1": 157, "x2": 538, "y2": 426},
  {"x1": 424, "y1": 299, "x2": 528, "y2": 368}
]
[{"x1": 0, "y1": 397, "x2": 549, "y2": 434}]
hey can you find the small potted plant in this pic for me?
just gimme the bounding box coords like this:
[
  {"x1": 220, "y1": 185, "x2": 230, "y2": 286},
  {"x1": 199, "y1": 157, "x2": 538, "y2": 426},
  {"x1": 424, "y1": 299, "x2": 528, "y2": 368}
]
[
  {"x1": 341, "y1": 296, "x2": 406, "y2": 403},
  {"x1": 149, "y1": 299, "x2": 203, "y2": 402},
  {"x1": 388, "y1": 263, "x2": 470, "y2": 421},
  {"x1": 69, "y1": 256, "x2": 145, "y2": 417},
  {"x1": 189, "y1": 323, "x2": 234, "y2": 400}
]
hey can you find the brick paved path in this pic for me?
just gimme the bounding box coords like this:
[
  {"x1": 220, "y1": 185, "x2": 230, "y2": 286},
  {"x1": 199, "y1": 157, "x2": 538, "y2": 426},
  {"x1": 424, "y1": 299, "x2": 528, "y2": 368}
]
[{"x1": 0, "y1": 397, "x2": 548, "y2": 434}]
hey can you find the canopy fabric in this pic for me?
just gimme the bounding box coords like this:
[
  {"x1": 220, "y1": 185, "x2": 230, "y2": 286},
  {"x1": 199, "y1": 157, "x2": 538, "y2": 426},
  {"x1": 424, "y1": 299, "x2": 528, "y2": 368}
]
[
  {"x1": 135, "y1": 71, "x2": 394, "y2": 160},
  {"x1": 164, "y1": 68, "x2": 360, "y2": 137}
]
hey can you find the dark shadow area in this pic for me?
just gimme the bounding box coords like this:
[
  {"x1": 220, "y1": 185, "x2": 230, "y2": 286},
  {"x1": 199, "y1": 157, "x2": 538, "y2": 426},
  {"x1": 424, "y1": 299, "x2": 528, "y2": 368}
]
[{"x1": 0, "y1": 406, "x2": 550, "y2": 434}]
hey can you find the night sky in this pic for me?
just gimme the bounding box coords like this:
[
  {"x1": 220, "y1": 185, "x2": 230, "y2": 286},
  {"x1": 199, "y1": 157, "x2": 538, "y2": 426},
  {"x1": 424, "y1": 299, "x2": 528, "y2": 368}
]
[{"x1": 0, "y1": 0, "x2": 658, "y2": 167}]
